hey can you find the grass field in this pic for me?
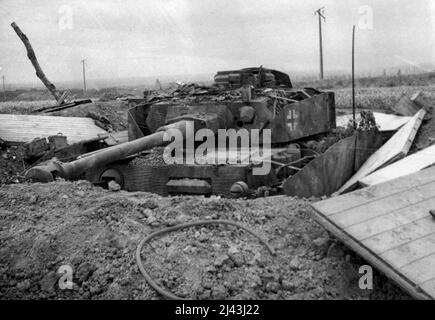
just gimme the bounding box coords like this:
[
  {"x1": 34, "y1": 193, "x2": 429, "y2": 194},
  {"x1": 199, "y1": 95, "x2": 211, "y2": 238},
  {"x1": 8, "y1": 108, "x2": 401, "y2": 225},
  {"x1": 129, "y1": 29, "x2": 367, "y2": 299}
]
[
  {"x1": 0, "y1": 100, "x2": 54, "y2": 114},
  {"x1": 1, "y1": 72, "x2": 435, "y2": 115},
  {"x1": 2, "y1": 85, "x2": 434, "y2": 116},
  {"x1": 334, "y1": 85, "x2": 435, "y2": 111}
]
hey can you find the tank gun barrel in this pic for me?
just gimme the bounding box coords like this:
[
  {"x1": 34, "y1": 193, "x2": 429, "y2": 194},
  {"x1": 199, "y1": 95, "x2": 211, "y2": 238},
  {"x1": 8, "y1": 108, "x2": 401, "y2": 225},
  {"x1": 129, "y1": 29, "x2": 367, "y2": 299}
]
[{"x1": 26, "y1": 120, "x2": 191, "y2": 182}]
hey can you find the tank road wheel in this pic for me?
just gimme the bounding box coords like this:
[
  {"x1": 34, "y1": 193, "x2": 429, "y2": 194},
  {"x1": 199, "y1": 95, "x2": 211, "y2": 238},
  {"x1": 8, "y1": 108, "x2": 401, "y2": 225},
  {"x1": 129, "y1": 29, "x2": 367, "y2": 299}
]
[
  {"x1": 99, "y1": 168, "x2": 124, "y2": 188},
  {"x1": 230, "y1": 181, "x2": 249, "y2": 198}
]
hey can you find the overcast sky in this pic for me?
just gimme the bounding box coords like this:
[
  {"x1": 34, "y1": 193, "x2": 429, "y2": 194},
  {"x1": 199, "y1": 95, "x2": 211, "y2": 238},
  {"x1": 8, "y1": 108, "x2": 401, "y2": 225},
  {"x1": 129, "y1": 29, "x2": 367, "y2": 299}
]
[{"x1": 0, "y1": 0, "x2": 434, "y2": 85}]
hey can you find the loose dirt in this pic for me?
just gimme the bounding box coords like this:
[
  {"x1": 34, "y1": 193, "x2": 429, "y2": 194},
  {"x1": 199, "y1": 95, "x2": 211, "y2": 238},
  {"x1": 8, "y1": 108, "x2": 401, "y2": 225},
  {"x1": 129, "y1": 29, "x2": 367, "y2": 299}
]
[{"x1": 0, "y1": 181, "x2": 409, "y2": 299}]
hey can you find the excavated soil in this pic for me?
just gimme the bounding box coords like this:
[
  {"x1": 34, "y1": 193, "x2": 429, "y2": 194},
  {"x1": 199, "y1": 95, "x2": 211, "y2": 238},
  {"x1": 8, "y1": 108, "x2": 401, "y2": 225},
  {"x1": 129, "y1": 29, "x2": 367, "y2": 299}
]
[
  {"x1": 0, "y1": 181, "x2": 409, "y2": 299},
  {"x1": 52, "y1": 100, "x2": 128, "y2": 132}
]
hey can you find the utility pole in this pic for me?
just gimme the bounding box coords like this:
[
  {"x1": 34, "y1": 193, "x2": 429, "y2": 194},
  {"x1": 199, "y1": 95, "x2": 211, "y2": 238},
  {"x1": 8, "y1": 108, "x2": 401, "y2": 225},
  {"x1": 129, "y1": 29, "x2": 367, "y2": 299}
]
[
  {"x1": 314, "y1": 7, "x2": 326, "y2": 80},
  {"x1": 352, "y1": 25, "x2": 356, "y2": 128},
  {"x1": 81, "y1": 59, "x2": 86, "y2": 93},
  {"x1": 2, "y1": 76, "x2": 5, "y2": 100}
]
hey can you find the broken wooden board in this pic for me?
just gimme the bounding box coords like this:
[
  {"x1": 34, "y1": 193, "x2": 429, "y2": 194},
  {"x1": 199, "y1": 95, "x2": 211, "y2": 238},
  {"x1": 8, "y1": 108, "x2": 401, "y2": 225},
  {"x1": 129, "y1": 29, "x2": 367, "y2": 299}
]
[
  {"x1": 0, "y1": 114, "x2": 109, "y2": 145},
  {"x1": 336, "y1": 112, "x2": 412, "y2": 132},
  {"x1": 392, "y1": 94, "x2": 423, "y2": 116},
  {"x1": 36, "y1": 99, "x2": 92, "y2": 113},
  {"x1": 337, "y1": 109, "x2": 426, "y2": 194},
  {"x1": 311, "y1": 165, "x2": 435, "y2": 300},
  {"x1": 283, "y1": 130, "x2": 383, "y2": 198},
  {"x1": 359, "y1": 143, "x2": 435, "y2": 187}
]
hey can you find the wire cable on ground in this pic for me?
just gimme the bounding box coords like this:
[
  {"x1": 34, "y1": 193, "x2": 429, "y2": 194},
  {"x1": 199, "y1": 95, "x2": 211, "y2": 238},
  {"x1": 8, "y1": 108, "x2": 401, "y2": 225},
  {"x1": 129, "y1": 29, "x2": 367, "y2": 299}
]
[{"x1": 136, "y1": 219, "x2": 275, "y2": 300}]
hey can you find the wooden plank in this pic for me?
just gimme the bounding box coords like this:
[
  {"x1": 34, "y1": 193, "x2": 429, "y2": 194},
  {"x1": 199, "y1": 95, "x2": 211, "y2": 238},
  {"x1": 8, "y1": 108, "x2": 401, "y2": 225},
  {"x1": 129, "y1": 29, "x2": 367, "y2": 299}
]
[
  {"x1": 371, "y1": 112, "x2": 412, "y2": 131},
  {"x1": 311, "y1": 165, "x2": 435, "y2": 299},
  {"x1": 359, "y1": 144, "x2": 435, "y2": 187},
  {"x1": 346, "y1": 196, "x2": 435, "y2": 240},
  {"x1": 336, "y1": 112, "x2": 412, "y2": 132},
  {"x1": 314, "y1": 165, "x2": 435, "y2": 215},
  {"x1": 381, "y1": 233, "x2": 435, "y2": 269},
  {"x1": 42, "y1": 99, "x2": 92, "y2": 113},
  {"x1": 420, "y1": 278, "x2": 435, "y2": 298},
  {"x1": 337, "y1": 109, "x2": 426, "y2": 194},
  {"x1": 331, "y1": 180, "x2": 435, "y2": 228},
  {"x1": 362, "y1": 216, "x2": 435, "y2": 254},
  {"x1": 0, "y1": 114, "x2": 108, "y2": 145},
  {"x1": 400, "y1": 253, "x2": 435, "y2": 284},
  {"x1": 309, "y1": 207, "x2": 432, "y2": 299}
]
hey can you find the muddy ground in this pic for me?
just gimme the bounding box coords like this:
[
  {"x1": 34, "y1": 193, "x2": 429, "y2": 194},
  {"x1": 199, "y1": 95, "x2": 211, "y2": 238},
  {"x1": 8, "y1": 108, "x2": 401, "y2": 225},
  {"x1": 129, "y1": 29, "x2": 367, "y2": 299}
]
[{"x1": 0, "y1": 181, "x2": 409, "y2": 299}]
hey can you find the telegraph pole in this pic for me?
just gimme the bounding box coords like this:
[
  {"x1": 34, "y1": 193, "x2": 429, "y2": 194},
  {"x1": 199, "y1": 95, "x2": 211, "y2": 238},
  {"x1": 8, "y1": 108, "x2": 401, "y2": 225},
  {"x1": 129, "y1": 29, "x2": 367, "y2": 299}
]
[
  {"x1": 2, "y1": 76, "x2": 5, "y2": 100},
  {"x1": 314, "y1": 7, "x2": 326, "y2": 80},
  {"x1": 81, "y1": 59, "x2": 86, "y2": 93},
  {"x1": 352, "y1": 25, "x2": 356, "y2": 128}
]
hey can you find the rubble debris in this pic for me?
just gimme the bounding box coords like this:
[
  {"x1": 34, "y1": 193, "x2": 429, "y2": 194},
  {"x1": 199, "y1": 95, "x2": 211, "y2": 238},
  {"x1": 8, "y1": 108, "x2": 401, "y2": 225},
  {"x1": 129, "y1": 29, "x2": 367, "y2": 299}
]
[
  {"x1": 129, "y1": 82, "x2": 335, "y2": 144},
  {"x1": 0, "y1": 145, "x2": 27, "y2": 184},
  {"x1": 283, "y1": 130, "x2": 383, "y2": 198},
  {"x1": 23, "y1": 137, "x2": 50, "y2": 160},
  {"x1": 358, "y1": 143, "x2": 435, "y2": 187},
  {"x1": 32, "y1": 135, "x2": 110, "y2": 165},
  {"x1": 23, "y1": 133, "x2": 103, "y2": 164},
  {"x1": 26, "y1": 121, "x2": 188, "y2": 182},
  {"x1": 214, "y1": 66, "x2": 293, "y2": 89},
  {"x1": 0, "y1": 114, "x2": 109, "y2": 145},
  {"x1": 311, "y1": 165, "x2": 435, "y2": 300},
  {"x1": 337, "y1": 109, "x2": 426, "y2": 194},
  {"x1": 336, "y1": 112, "x2": 412, "y2": 132}
]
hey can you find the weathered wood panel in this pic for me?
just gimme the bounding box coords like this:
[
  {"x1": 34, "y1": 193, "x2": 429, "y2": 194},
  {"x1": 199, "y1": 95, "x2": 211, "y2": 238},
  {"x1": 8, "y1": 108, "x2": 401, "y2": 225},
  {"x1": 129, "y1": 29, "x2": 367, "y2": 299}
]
[
  {"x1": 311, "y1": 165, "x2": 435, "y2": 299},
  {"x1": 313, "y1": 166, "x2": 435, "y2": 214},
  {"x1": 359, "y1": 144, "x2": 435, "y2": 187},
  {"x1": 0, "y1": 114, "x2": 108, "y2": 145}
]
